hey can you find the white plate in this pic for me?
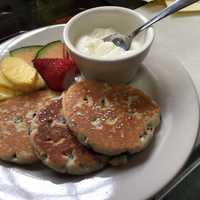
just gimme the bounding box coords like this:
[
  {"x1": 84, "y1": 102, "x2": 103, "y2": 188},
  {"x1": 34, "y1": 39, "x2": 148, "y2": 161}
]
[{"x1": 0, "y1": 25, "x2": 199, "y2": 200}]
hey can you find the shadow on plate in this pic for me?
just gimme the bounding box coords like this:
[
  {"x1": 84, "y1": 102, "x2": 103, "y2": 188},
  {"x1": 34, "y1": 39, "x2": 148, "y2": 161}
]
[
  {"x1": 0, "y1": 160, "x2": 97, "y2": 184},
  {"x1": 104, "y1": 124, "x2": 161, "y2": 175},
  {"x1": 131, "y1": 64, "x2": 160, "y2": 102}
]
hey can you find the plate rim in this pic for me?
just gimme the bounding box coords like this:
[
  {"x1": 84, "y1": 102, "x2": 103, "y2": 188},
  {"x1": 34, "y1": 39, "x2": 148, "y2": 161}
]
[{"x1": 152, "y1": 53, "x2": 200, "y2": 197}]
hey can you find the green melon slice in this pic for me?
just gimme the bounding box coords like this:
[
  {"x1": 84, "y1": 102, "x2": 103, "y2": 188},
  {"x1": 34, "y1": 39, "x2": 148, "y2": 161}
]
[
  {"x1": 35, "y1": 40, "x2": 67, "y2": 59},
  {"x1": 10, "y1": 46, "x2": 43, "y2": 65}
]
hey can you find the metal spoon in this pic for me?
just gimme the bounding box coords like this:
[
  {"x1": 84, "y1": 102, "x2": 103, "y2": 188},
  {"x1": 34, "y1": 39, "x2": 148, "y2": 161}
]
[{"x1": 103, "y1": 0, "x2": 200, "y2": 50}]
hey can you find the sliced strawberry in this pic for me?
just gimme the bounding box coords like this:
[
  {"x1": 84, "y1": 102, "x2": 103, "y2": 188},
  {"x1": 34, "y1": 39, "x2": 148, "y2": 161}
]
[
  {"x1": 33, "y1": 58, "x2": 79, "y2": 91},
  {"x1": 63, "y1": 46, "x2": 74, "y2": 60},
  {"x1": 63, "y1": 45, "x2": 69, "y2": 59}
]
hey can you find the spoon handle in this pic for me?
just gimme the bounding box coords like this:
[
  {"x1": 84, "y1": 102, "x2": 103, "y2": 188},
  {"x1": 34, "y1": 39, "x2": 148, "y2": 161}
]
[{"x1": 132, "y1": 0, "x2": 200, "y2": 36}]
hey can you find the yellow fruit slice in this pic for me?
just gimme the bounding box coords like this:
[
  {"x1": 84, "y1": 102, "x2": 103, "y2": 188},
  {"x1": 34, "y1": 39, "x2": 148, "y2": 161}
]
[
  {"x1": 1, "y1": 56, "x2": 37, "y2": 91},
  {"x1": 0, "y1": 69, "x2": 14, "y2": 89},
  {"x1": 34, "y1": 74, "x2": 46, "y2": 90},
  {"x1": 0, "y1": 86, "x2": 17, "y2": 101},
  {"x1": 16, "y1": 74, "x2": 45, "y2": 92}
]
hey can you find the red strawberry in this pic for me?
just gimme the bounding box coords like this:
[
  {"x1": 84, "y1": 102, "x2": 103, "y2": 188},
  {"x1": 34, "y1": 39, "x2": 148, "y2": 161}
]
[
  {"x1": 63, "y1": 45, "x2": 69, "y2": 59},
  {"x1": 63, "y1": 47, "x2": 73, "y2": 60},
  {"x1": 33, "y1": 58, "x2": 79, "y2": 91}
]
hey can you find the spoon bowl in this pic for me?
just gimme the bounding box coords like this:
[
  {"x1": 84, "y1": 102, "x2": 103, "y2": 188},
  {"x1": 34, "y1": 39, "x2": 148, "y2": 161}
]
[{"x1": 103, "y1": 33, "x2": 132, "y2": 51}]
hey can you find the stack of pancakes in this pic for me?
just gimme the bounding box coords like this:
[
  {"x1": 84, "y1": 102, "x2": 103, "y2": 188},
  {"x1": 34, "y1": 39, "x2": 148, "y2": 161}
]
[{"x1": 0, "y1": 80, "x2": 160, "y2": 175}]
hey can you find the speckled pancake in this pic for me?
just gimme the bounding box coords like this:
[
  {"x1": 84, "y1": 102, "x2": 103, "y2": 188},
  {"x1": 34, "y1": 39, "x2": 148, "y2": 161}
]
[
  {"x1": 30, "y1": 98, "x2": 108, "y2": 175},
  {"x1": 63, "y1": 80, "x2": 160, "y2": 156},
  {"x1": 0, "y1": 90, "x2": 58, "y2": 164}
]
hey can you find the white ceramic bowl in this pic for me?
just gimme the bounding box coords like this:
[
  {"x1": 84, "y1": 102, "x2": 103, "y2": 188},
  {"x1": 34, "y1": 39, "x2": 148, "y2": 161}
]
[{"x1": 63, "y1": 6, "x2": 154, "y2": 83}]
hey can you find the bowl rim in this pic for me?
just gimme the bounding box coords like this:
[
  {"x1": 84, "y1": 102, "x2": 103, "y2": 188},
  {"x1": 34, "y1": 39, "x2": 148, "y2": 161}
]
[{"x1": 63, "y1": 6, "x2": 154, "y2": 62}]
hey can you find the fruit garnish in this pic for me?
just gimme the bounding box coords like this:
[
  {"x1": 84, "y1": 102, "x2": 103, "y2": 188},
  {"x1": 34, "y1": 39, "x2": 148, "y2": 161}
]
[
  {"x1": 34, "y1": 74, "x2": 46, "y2": 90},
  {"x1": 36, "y1": 41, "x2": 65, "y2": 59},
  {"x1": 33, "y1": 58, "x2": 79, "y2": 91},
  {"x1": 0, "y1": 86, "x2": 20, "y2": 100},
  {"x1": 1, "y1": 56, "x2": 37, "y2": 91},
  {"x1": 10, "y1": 46, "x2": 43, "y2": 65},
  {"x1": 0, "y1": 70, "x2": 14, "y2": 89}
]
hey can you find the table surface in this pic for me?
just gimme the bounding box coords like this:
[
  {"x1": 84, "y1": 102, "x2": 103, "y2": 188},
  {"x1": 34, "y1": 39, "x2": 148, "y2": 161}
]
[{"x1": 1, "y1": 2, "x2": 200, "y2": 199}]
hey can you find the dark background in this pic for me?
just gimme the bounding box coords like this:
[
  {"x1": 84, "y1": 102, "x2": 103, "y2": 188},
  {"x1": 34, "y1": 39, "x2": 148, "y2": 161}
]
[{"x1": 0, "y1": 0, "x2": 145, "y2": 41}]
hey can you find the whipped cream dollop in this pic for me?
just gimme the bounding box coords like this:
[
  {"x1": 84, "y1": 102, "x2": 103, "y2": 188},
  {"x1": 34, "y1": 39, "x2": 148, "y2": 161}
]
[{"x1": 76, "y1": 28, "x2": 142, "y2": 59}]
